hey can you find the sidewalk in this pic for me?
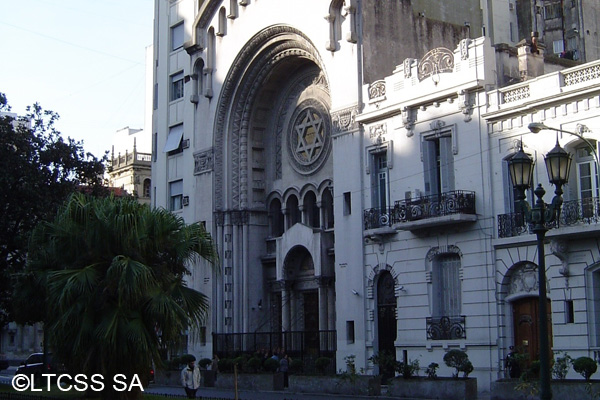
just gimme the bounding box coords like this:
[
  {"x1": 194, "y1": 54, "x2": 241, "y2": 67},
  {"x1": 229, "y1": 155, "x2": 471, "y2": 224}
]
[{"x1": 145, "y1": 383, "x2": 492, "y2": 400}]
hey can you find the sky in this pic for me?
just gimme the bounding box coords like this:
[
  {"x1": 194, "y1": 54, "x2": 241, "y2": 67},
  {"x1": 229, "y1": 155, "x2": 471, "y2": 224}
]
[{"x1": 0, "y1": 0, "x2": 154, "y2": 158}]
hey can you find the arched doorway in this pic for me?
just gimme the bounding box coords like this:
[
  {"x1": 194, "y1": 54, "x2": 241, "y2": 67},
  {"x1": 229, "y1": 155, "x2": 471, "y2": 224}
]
[
  {"x1": 283, "y1": 246, "x2": 319, "y2": 355},
  {"x1": 377, "y1": 271, "x2": 397, "y2": 359}
]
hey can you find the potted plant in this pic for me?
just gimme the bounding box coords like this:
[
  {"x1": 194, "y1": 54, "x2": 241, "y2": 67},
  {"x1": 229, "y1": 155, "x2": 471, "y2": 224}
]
[{"x1": 573, "y1": 356, "x2": 597, "y2": 380}]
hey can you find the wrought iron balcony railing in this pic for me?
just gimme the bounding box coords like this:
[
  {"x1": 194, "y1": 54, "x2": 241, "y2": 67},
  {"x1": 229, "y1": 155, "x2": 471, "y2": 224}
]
[
  {"x1": 364, "y1": 191, "x2": 477, "y2": 231},
  {"x1": 395, "y1": 190, "x2": 476, "y2": 222},
  {"x1": 498, "y1": 197, "x2": 600, "y2": 238},
  {"x1": 363, "y1": 207, "x2": 396, "y2": 230},
  {"x1": 426, "y1": 316, "x2": 466, "y2": 340}
]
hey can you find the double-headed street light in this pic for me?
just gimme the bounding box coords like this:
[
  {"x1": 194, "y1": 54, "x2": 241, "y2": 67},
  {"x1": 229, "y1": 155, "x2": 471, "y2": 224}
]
[
  {"x1": 508, "y1": 139, "x2": 573, "y2": 400},
  {"x1": 528, "y1": 122, "x2": 599, "y2": 170}
]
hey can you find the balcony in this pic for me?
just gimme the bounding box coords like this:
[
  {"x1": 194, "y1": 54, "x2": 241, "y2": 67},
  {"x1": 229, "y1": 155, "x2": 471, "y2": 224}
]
[
  {"x1": 426, "y1": 316, "x2": 466, "y2": 340},
  {"x1": 394, "y1": 190, "x2": 477, "y2": 231},
  {"x1": 498, "y1": 197, "x2": 600, "y2": 238},
  {"x1": 364, "y1": 191, "x2": 477, "y2": 234}
]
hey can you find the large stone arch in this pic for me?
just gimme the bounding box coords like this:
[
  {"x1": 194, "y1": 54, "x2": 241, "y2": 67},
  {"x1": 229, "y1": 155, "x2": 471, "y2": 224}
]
[{"x1": 213, "y1": 25, "x2": 329, "y2": 211}]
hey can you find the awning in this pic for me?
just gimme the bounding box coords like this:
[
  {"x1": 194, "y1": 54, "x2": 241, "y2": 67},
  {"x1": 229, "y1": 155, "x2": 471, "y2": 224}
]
[{"x1": 163, "y1": 125, "x2": 183, "y2": 152}]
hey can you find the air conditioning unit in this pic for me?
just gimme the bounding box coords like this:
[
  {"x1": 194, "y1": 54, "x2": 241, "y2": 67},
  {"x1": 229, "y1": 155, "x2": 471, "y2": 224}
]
[
  {"x1": 182, "y1": 196, "x2": 190, "y2": 206},
  {"x1": 509, "y1": 2, "x2": 514, "y2": 10},
  {"x1": 182, "y1": 139, "x2": 190, "y2": 149}
]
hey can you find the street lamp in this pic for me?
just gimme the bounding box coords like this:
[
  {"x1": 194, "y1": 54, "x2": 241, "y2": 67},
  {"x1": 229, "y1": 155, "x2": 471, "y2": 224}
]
[
  {"x1": 507, "y1": 140, "x2": 573, "y2": 400},
  {"x1": 528, "y1": 122, "x2": 599, "y2": 169}
]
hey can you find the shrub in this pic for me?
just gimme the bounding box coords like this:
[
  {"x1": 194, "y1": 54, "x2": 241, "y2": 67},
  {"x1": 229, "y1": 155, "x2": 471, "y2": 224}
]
[
  {"x1": 218, "y1": 358, "x2": 234, "y2": 373},
  {"x1": 315, "y1": 357, "x2": 332, "y2": 374},
  {"x1": 180, "y1": 354, "x2": 196, "y2": 364},
  {"x1": 573, "y1": 356, "x2": 597, "y2": 380},
  {"x1": 552, "y1": 352, "x2": 572, "y2": 380},
  {"x1": 263, "y1": 357, "x2": 280, "y2": 373},
  {"x1": 246, "y1": 357, "x2": 262, "y2": 373},
  {"x1": 396, "y1": 358, "x2": 420, "y2": 379},
  {"x1": 443, "y1": 350, "x2": 472, "y2": 378},
  {"x1": 198, "y1": 358, "x2": 212, "y2": 369},
  {"x1": 289, "y1": 359, "x2": 304, "y2": 374},
  {"x1": 233, "y1": 356, "x2": 246, "y2": 369},
  {"x1": 369, "y1": 352, "x2": 397, "y2": 379},
  {"x1": 520, "y1": 360, "x2": 540, "y2": 382},
  {"x1": 344, "y1": 355, "x2": 357, "y2": 375},
  {"x1": 426, "y1": 362, "x2": 439, "y2": 379}
]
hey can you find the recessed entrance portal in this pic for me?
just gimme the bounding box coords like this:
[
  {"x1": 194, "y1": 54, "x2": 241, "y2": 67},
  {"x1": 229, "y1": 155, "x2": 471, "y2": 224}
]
[
  {"x1": 512, "y1": 297, "x2": 553, "y2": 366},
  {"x1": 377, "y1": 271, "x2": 397, "y2": 356}
]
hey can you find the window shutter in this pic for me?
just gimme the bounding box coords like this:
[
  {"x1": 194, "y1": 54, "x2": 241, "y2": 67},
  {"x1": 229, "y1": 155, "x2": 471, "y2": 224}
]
[
  {"x1": 440, "y1": 136, "x2": 455, "y2": 193},
  {"x1": 422, "y1": 139, "x2": 438, "y2": 196}
]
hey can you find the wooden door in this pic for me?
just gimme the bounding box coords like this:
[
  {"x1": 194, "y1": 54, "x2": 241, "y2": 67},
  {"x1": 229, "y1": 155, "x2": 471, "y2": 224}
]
[{"x1": 512, "y1": 297, "x2": 553, "y2": 364}]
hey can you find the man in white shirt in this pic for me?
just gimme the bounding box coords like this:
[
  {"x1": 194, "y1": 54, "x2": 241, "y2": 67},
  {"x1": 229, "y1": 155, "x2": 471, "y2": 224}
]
[{"x1": 181, "y1": 359, "x2": 201, "y2": 398}]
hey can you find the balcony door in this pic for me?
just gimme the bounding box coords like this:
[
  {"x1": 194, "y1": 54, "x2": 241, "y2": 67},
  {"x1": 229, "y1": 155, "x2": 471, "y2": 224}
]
[
  {"x1": 576, "y1": 157, "x2": 598, "y2": 218},
  {"x1": 373, "y1": 152, "x2": 389, "y2": 211},
  {"x1": 423, "y1": 133, "x2": 454, "y2": 198}
]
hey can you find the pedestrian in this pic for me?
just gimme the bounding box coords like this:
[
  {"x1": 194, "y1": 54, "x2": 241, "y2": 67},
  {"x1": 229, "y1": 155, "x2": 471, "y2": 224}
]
[
  {"x1": 279, "y1": 354, "x2": 289, "y2": 388},
  {"x1": 211, "y1": 354, "x2": 220, "y2": 381},
  {"x1": 181, "y1": 359, "x2": 201, "y2": 399}
]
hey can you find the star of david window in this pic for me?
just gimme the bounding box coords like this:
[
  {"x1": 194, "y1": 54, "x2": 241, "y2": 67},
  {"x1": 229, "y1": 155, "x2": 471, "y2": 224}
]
[{"x1": 287, "y1": 99, "x2": 331, "y2": 175}]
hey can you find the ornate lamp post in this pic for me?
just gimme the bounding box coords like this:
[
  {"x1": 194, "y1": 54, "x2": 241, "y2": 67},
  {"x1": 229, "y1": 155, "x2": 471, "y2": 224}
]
[
  {"x1": 528, "y1": 122, "x2": 599, "y2": 170},
  {"x1": 507, "y1": 140, "x2": 572, "y2": 400}
]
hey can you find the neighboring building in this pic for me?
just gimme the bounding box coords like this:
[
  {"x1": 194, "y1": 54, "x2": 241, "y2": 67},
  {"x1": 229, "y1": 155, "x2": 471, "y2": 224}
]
[
  {"x1": 516, "y1": 0, "x2": 600, "y2": 62},
  {"x1": 107, "y1": 127, "x2": 152, "y2": 205},
  {"x1": 151, "y1": 0, "x2": 600, "y2": 394},
  {"x1": 484, "y1": 58, "x2": 600, "y2": 380},
  {"x1": 107, "y1": 45, "x2": 154, "y2": 204}
]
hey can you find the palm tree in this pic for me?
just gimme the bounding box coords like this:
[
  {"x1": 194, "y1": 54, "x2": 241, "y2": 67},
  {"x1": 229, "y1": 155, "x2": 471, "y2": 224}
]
[{"x1": 17, "y1": 193, "x2": 217, "y2": 399}]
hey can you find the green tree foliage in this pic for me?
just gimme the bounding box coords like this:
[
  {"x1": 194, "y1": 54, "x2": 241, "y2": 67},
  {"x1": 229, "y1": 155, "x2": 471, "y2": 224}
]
[
  {"x1": 14, "y1": 193, "x2": 218, "y2": 400},
  {"x1": 0, "y1": 93, "x2": 107, "y2": 327}
]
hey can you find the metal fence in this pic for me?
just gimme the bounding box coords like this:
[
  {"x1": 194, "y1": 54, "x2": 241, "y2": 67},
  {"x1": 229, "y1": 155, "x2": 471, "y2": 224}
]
[{"x1": 213, "y1": 330, "x2": 337, "y2": 374}]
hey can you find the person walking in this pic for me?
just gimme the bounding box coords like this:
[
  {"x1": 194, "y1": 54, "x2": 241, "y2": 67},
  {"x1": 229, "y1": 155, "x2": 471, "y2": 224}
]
[
  {"x1": 181, "y1": 359, "x2": 201, "y2": 398},
  {"x1": 279, "y1": 354, "x2": 289, "y2": 388},
  {"x1": 211, "y1": 354, "x2": 220, "y2": 381}
]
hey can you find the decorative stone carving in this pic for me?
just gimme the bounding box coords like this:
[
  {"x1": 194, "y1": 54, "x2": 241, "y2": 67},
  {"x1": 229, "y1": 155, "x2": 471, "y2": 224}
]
[
  {"x1": 369, "y1": 123, "x2": 387, "y2": 144},
  {"x1": 458, "y1": 90, "x2": 474, "y2": 122},
  {"x1": 368, "y1": 80, "x2": 386, "y2": 100},
  {"x1": 402, "y1": 106, "x2": 416, "y2": 137},
  {"x1": 214, "y1": 211, "x2": 225, "y2": 226},
  {"x1": 426, "y1": 245, "x2": 462, "y2": 262},
  {"x1": 551, "y1": 240, "x2": 569, "y2": 276},
  {"x1": 286, "y1": 98, "x2": 332, "y2": 175},
  {"x1": 429, "y1": 119, "x2": 446, "y2": 132},
  {"x1": 404, "y1": 58, "x2": 415, "y2": 79},
  {"x1": 508, "y1": 262, "x2": 540, "y2": 295},
  {"x1": 417, "y1": 47, "x2": 454, "y2": 82},
  {"x1": 193, "y1": 148, "x2": 214, "y2": 174},
  {"x1": 331, "y1": 106, "x2": 358, "y2": 135},
  {"x1": 460, "y1": 39, "x2": 471, "y2": 60}
]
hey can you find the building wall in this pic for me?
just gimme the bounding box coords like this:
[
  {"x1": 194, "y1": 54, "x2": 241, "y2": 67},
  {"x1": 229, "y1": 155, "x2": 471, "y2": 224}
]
[{"x1": 152, "y1": 0, "x2": 600, "y2": 392}]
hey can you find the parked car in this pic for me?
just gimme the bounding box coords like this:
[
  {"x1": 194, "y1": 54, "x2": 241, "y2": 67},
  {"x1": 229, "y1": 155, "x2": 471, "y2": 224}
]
[
  {"x1": 15, "y1": 353, "x2": 66, "y2": 381},
  {"x1": 0, "y1": 359, "x2": 8, "y2": 371}
]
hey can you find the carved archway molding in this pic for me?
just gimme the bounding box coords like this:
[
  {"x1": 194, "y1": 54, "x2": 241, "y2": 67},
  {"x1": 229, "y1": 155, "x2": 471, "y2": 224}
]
[{"x1": 213, "y1": 25, "x2": 328, "y2": 211}]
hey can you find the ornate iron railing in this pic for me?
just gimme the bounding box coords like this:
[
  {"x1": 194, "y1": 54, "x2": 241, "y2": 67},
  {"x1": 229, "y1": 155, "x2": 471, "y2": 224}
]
[
  {"x1": 363, "y1": 207, "x2": 396, "y2": 229},
  {"x1": 426, "y1": 316, "x2": 466, "y2": 340},
  {"x1": 394, "y1": 190, "x2": 476, "y2": 223},
  {"x1": 213, "y1": 330, "x2": 336, "y2": 360},
  {"x1": 498, "y1": 197, "x2": 600, "y2": 238}
]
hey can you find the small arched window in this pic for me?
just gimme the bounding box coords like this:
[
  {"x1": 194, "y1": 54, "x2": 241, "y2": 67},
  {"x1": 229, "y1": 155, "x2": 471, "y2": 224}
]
[
  {"x1": 322, "y1": 187, "x2": 334, "y2": 229},
  {"x1": 303, "y1": 191, "x2": 319, "y2": 228},
  {"x1": 287, "y1": 195, "x2": 301, "y2": 228},
  {"x1": 269, "y1": 198, "x2": 284, "y2": 237},
  {"x1": 143, "y1": 178, "x2": 151, "y2": 198}
]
